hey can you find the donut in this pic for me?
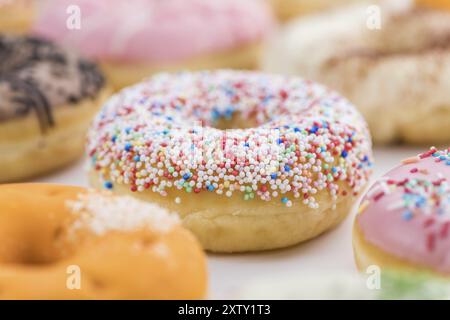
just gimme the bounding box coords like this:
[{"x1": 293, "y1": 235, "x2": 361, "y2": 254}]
[
  {"x1": 0, "y1": 183, "x2": 207, "y2": 299},
  {"x1": 269, "y1": 0, "x2": 365, "y2": 21},
  {"x1": 0, "y1": 0, "x2": 35, "y2": 34},
  {"x1": 87, "y1": 70, "x2": 373, "y2": 253},
  {"x1": 0, "y1": 35, "x2": 109, "y2": 182},
  {"x1": 33, "y1": 0, "x2": 275, "y2": 90},
  {"x1": 354, "y1": 147, "x2": 450, "y2": 277},
  {"x1": 262, "y1": 1, "x2": 450, "y2": 144}
]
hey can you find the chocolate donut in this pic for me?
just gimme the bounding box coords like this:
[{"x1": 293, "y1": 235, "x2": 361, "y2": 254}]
[{"x1": 0, "y1": 35, "x2": 109, "y2": 182}]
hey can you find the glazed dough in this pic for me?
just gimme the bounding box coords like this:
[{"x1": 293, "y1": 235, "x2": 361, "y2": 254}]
[{"x1": 0, "y1": 184, "x2": 207, "y2": 299}]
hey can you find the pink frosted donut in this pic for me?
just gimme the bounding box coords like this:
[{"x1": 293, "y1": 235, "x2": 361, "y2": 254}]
[
  {"x1": 34, "y1": 0, "x2": 273, "y2": 63},
  {"x1": 354, "y1": 147, "x2": 450, "y2": 276},
  {"x1": 33, "y1": 0, "x2": 275, "y2": 89}
]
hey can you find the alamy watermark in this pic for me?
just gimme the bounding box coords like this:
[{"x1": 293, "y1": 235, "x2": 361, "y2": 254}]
[
  {"x1": 66, "y1": 5, "x2": 81, "y2": 30},
  {"x1": 66, "y1": 264, "x2": 82, "y2": 290}
]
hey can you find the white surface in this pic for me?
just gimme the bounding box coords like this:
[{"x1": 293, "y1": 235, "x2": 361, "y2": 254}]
[{"x1": 35, "y1": 146, "x2": 425, "y2": 299}]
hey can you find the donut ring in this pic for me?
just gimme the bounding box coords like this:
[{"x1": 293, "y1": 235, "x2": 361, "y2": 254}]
[
  {"x1": 263, "y1": 2, "x2": 450, "y2": 144},
  {"x1": 0, "y1": 35, "x2": 109, "y2": 182},
  {"x1": 0, "y1": 184, "x2": 207, "y2": 299},
  {"x1": 354, "y1": 148, "x2": 450, "y2": 277},
  {"x1": 88, "y1": 70, "x2": 373, "y2": 252}
]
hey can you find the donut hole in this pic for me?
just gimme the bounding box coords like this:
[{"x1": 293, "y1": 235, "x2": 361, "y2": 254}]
[
  {"x1": 13, "y1": 251, "x2": 56, "y2": 266},
  {"x1": 0, "y1": 225, "x2": 74, "y2": 267},
  {"x1": 212, "y1": 111, "x2": 261, "y2": 130},
  {"x1": 4, "y1": 243, "x2": 63, "y2": 266}
]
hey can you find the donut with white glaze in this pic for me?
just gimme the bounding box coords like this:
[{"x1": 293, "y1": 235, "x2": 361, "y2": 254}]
[{"x1": 263, "y1": 1, "x2": 450, "y2": 144}]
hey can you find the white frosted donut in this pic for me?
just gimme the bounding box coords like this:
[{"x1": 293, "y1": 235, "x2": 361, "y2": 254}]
[
  {"x1": 263, "y1": 1, "x2": 450, "y2": 144},
  {"x1": 87, "y1": 70, "x2": 373, "y2": 252}
]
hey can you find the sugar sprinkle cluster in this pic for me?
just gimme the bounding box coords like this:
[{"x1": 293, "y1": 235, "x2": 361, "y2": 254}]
[
  {"x1": 87, "y1": 70, "x2": 373, "y2": 208},
  {"x1": 67, "y1": 191, "x2": 179, "y2": 236}
]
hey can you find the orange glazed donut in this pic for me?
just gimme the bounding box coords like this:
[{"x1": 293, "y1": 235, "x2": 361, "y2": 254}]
[{"x1": 0, "y1": 184, "x2": 207, "y2": 300}]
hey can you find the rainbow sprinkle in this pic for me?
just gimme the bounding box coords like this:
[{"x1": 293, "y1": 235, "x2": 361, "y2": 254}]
[
  {"x1": 87, "y1": 70, "x2": 373, "y2": 208},
  {"x1": 395, "y1": 149, "x2": 450, "y2": 221},
  {"x1": 367, "y1": 148, "x2": 450, "y2": 252}
]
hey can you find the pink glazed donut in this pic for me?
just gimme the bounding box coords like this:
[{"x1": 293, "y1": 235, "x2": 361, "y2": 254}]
[
  {"x1": 33, "y1": 0, "x2": 275, "y2": 90},
  {"x1": 354, "y1": 147, "x2": 450, "y2": 277}
]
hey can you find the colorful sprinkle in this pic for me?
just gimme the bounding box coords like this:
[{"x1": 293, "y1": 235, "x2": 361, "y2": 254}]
[
  {"x1": 104, "y1": 181, "x2": 113, "y2": 189},
  {"x1": 364, "y1": 148, "x2": 450, "y2": 252},
  {"x1": 402, "y1": 211, "x2": 413, "y2": 221},
  {"x1": 88, "y1": 71, "x2": 372, "y2": 208},
  {"x1": 402, "y1": 156, "x2": 419, "y2": 164}
]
